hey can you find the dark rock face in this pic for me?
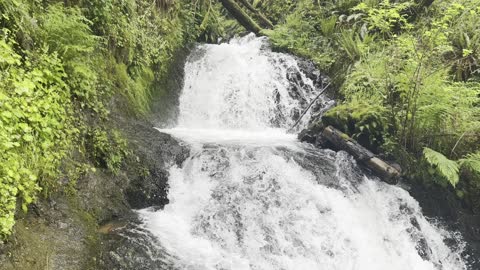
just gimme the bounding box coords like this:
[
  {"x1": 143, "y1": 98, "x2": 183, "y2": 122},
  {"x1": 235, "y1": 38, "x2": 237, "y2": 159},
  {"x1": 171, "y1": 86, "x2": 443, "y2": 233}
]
[
  {"x1": 95, "y1": 50, "x2": 191, "y2": 268},
  {"x1": 91, "y1": 48, "x2": 197, "y2": 269},
  {"x1": 294, "y1": 57, "x2": 326, "y2": 91},
  {"x1": 290, "y1": 57, "x2": 332, "y2": 118},
  {"x1": 123, "y1": 123, "x2": 189, "y2": 209}
]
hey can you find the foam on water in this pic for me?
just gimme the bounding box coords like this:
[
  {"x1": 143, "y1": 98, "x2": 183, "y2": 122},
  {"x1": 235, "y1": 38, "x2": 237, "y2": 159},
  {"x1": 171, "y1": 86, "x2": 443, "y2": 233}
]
[{"x1": 138, "y1": 34, "x2": 468, "y2": 270}]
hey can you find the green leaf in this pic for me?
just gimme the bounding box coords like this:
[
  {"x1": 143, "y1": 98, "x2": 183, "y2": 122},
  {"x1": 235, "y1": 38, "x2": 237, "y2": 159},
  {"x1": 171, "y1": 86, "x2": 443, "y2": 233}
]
[
  {"x1": 23, "y1": 134, "x2": 34, "y2": 142},
  {"x1": 423, "y1": 147, "x2": 460, "y2": 187},
  {"x1": 459, "y1": 152, "x2": 480, "y2": 175}
]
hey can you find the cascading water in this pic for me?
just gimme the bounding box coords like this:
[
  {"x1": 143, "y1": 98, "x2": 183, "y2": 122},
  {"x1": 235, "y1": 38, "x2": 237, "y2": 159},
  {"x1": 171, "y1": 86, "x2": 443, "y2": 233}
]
[{"x1": 137, "y1": 34, "x2": 468, "y2": 270}]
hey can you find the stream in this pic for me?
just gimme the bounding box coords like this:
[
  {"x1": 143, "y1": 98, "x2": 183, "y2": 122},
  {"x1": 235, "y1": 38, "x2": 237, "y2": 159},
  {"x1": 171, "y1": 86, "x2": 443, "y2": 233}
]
[{"x1": 135, "y1": 34, "x2": 468, "y2": 270}]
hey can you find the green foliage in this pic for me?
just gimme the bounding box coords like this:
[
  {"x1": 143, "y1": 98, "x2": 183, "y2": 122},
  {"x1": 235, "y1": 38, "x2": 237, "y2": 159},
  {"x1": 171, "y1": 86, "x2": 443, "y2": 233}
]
[
  {"x1": 39, "y1": 4, "x2": 97, "y2": 60},
  {"x1": 353, "y1": 0, "x2": 413, "y2": 37},
  {"x1": 264, "y1": 0, "x2": 480, "y2": 197},
  {"x1": 191, "y1": 0, "x2": 239, "y2": 42},
  {"x1": 112, "y1": 63, "x2": 153, "y2": 116},
  {"x1": 320, "y1": 16, "x2": 337, "y2": 37},
  {"x1": 267, "y1": 1, "x2": 339, "y2": 70},
  {"x1": 0, "y1": 38, "x2": 73, "y2": 235},
  {"x1": 253, "y1": 0, "x2": 297, "y2": 24},
  {"x1": 337, "y1": 30, "x2": 363, "y2": 61},
  {"x1": 88, "y1": 128, "x2": 130, "y2": 174},
  {"x1": 322, "y1": 100, "x2": 387, "y2": 150},
  {"x1": 423, "y1": 1, "x2": 480, "y2": 81},
  {"x1": 340, "y1": 31, "x2": 480, "y2": 154},
  {"x1": 460, "y1": 152, "x2": 480, "y2": 176},
  {"x1": 38, "y1": 4, "x2": 110, "y2": 117},
  {"x1": 341, "y1": 50, "x2": 390, "y2": 102},
  {"x1": 0, "y1": 0, "x2": 212, "y2": 238},
  {"x1": 423, "y1": 148, "x2": 460, "y2": 187}
]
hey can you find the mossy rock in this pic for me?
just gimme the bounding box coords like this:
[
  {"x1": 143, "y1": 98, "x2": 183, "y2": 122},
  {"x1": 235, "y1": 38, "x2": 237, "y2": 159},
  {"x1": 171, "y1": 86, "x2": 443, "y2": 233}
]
[{"x1": 322, "y1": 101, "x2": 387, "y2": 151}]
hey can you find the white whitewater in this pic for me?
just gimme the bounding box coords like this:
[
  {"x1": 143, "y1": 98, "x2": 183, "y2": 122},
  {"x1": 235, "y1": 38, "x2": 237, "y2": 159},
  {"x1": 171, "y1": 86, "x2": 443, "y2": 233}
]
[{"x1": 138, "y1": 34, "x2": 467, "y2": 270}]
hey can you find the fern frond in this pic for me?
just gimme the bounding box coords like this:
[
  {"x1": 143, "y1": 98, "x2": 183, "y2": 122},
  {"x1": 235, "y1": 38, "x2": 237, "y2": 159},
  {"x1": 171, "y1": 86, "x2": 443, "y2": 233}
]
[
  {"x1": 459, "y1": 152, "x2": 480, "y2": 175},
  {"x1": 423, "y1": 147, "x2": 460, "y2": 187}
]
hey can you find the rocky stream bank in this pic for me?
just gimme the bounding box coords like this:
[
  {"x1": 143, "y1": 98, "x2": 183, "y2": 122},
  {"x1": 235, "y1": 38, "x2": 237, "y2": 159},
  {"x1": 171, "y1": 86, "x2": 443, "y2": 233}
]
[{"x1": 0, "y1": 47, "x2": 479, "y2": 270}]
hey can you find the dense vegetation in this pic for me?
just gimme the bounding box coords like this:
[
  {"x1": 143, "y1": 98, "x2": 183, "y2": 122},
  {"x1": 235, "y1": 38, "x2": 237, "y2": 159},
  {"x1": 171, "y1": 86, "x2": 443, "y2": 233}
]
[
  {"x1": 0, "y1": 0, "x2": 222, "y2": 238},
  {"x1": 1, "y1": 0, "x2": 479, "y2": 242},
  {"x1": 260, "y1": 0, "x2": 480, "y2": 210}
]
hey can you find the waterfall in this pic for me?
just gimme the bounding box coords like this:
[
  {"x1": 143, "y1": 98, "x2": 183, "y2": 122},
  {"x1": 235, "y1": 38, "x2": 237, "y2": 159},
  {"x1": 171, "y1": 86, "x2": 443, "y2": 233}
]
[{"x1": 137, "y1": 34, "x2": 467, "y2": 270}]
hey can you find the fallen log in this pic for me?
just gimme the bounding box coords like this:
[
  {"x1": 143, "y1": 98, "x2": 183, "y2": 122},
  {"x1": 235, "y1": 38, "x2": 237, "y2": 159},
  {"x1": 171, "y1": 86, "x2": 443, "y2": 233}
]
[
  {"x1": 218, "y1": 0, "x2": 262, "y2": 34},
  {"x1": 322, "y1": 126, "x2": 400, "y2": 184},
  {"x1": 236, "y1": 0, "x2": 274, "y2": 29}
]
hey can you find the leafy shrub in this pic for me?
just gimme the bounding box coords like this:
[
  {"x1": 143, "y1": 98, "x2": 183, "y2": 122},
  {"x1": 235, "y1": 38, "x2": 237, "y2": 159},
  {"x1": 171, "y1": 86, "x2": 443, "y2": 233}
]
[
  {"x1": 353, "y1": 0, "x2": 413, "y2": 37},
  {"x1": 267, "y1": 1, "x2": 338, "y2": 70},
  {"x1": 0, "y1": 0, "x2": 209, "y2": 238},
  {"x1": 460, "y1": 152, "x2": 480, "y2": 176},
  {"x1": 39, "y1": 4, "x2": 97, "y2": 61},
  {"x1": 264, "y1": 0, "x2": 480, "y2": 196},
  {"x1": 87, "y1": 128, "x2": 129, "y2": 174},
  {"x1": 0, "y1": 39, "x2": 73, "y2": 235},
  {"x1": 424, "y1": 0, "x2": 480, "y2": 81}
]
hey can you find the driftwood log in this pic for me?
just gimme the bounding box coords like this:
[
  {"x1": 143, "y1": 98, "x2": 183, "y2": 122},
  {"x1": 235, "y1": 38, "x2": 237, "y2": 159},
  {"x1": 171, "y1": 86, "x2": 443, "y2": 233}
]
[{"x1": 322, "y1": 126, "x2": 400, "y2": 184}]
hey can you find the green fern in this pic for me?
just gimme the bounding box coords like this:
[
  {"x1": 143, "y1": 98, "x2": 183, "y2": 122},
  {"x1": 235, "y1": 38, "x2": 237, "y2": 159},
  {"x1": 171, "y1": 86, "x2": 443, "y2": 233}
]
[
  {"x1": 459, "y1": 152, "x2": 480, "y2": 175},
  {"x1": 320, "y1": 16, "x2": 337, "y2": 37},
  {"x1": 423, "y1": 147, "x2": 460, "y2": 187},
  {"x1": 338, "y1": 30, "x2": 362, "y2": 61}
]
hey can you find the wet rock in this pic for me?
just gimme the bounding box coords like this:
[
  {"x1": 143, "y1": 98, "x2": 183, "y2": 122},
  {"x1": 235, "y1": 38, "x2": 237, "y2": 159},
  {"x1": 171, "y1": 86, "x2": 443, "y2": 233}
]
[
  {"x1": 288, "y1": 147, "x2": 340, "y2": 188},
  {"x1": 98, "y1": 214, "x2": 181, "y2": 270},
  {"x1": 122, "y1": 122, "x2": 189, "y2": 209},
  {"x1": 298, "y1": 129, "x2": 316, "y2": 144},
  {"x1": 294, "y1": 57, "x2": 326, "y2": 90}
]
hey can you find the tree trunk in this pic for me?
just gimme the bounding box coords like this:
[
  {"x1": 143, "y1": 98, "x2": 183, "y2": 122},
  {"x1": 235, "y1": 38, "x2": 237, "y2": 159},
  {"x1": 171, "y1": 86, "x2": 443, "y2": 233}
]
[
  {"x1": 236, "y1": 0, "x2": 274, "y2": 29},
  {"x1": 218, "y1": 0, "x2": 262, "y2": 34}
]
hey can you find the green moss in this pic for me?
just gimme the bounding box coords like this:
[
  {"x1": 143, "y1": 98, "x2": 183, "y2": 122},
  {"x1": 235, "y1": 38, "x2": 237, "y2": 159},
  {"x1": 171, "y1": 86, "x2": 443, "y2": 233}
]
[
  {"x1": 340, "y1": 133, "x2": 351, "y2": 140},
  {"x1": 0, "y1": 194, "x2": 101, "y2": 270},
  {"x1": 322, "y1": 100, "x2": 387, "y2": 151}
]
